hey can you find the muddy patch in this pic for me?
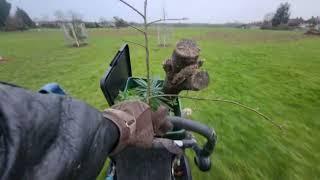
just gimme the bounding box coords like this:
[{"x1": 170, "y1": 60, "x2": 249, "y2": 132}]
[{"x1": 0, "y1": 56, "x2": 9, "y2": 64}]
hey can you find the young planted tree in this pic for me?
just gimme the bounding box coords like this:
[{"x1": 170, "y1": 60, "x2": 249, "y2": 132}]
[
  {"x1": 54, "y1": 10, "x2": 66, "y2": 23},
  {"x1": 157, "y1": 7, "x2": 174, "y2": 47},
  {"x1": 60, "y1": 11, "x2": 88, "y2": 47},
  {"x1": 119, "y1": 0, "x2": 186, "y2": 102},
  {"x1": 264, "y1": 13, "x2": 275, "y2": 23},
  {"x1": 61, "y1": 23, "x2": 88, "y2": 47},
  {"x1": 118, "y1": 0, "x2": 282, "y2": 129}
]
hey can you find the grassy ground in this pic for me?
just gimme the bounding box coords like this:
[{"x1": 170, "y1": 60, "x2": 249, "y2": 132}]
[{"x1": 0, "y1": 27, "x2": 319, "y2": 180}]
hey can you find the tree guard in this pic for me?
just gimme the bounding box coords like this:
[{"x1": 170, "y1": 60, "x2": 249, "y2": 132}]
[
  {"x1": 157, "y1": 25, "x2": 173, "y2": 47},
  {"x1": 163, "y1": 39, "x2": 210, "y2": 94},
  {"x1": 61, "y1": 22, "x2": 88, "y2": 47}
]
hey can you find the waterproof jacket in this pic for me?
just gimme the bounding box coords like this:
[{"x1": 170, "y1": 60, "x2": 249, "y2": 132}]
[{"x1": 0, "y1": 82, "x2": 118, "y2": 180}]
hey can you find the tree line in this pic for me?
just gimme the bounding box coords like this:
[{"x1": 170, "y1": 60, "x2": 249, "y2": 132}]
[
  {"x1": 1, "y1": 0, "x2": 318, "y2": 31},
  {"x1": 0, "y1": 0, "x2": 35, "y2": 31},
  {"x1": 0, "y1": 0, "x2": 131, "y2": 31},
  {"x1": 261, "y1": 2, "x2": 319, "y2": 30}
]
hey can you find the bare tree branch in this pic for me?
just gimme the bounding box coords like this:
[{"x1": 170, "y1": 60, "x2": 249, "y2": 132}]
[
  {"x1": 148, "y1": 94, "x2": 283, "y2": 130},
  {"x1": 126, "y1": 23, "x2": 145, "y2": 34},
  {"x1": 119, "y1": 0, "x2": 145, "y2": 19},
  {"x1": 122, "y1": 39, "x2": 146, "y2": 48},
  {"x1": 147, "y1": 18, "x2": 188, "y2": 26}
]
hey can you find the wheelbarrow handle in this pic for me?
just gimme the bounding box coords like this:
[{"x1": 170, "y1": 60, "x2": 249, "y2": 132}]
[{"x1": 167, "y1": 116, "x2": 217, "y2": 172}]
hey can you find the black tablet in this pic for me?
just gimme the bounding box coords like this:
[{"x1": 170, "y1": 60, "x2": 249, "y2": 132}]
[{"x1": 100, "y1": 44, "x2": 132, "y2": 106}]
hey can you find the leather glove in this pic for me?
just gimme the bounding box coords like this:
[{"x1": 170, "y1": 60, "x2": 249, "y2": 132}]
[{"x1": 102, "y1": 101, "x2": 173, "y2": 155}]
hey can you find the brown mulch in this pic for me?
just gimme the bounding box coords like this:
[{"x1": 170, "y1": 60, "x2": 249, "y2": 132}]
[
  {"x1": 304, "y1": 29, "x2": 320, "y2": 36},
  {"x1": 70, "y1": 43, "x2": 88, "y2": 48}
]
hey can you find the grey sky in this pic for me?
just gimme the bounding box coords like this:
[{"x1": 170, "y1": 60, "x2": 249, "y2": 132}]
[{"x1": 7, "y1": 0, "x2": 320, "y2": 23}]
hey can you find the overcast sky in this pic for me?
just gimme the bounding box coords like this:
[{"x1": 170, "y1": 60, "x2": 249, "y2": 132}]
[{"x1": 7, "y1": 0, "x2": 320, "y2": 23}]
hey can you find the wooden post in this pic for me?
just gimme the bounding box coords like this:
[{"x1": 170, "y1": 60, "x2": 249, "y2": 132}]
[{"x1": 71, "y1": 23, "x2": 80, "y2": 47}]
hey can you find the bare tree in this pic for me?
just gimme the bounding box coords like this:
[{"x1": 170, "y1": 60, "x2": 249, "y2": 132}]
[
  {"x1": 40, "y1": 14, "x2": 49, "y2": 22},
  {"x1": 99, "y1": 17, "x2": 110, "y2": 27},
  {"x1": 67, "y1": 10, "x2": 82, "y2": 22},
  {"x1": 264, "y1": 12, "x2": 275, "y2": 23},
  {"x1": 99, "y1": 17, "x2": 107, "y2": 23},
  {"x1": 113, "y1": 16, "x2": 128, "y2": 28},
  {"x1": 119, "y1": 0, "x2": 187, "y2": 102},
  {"x1": 54, "y1": 10, "x2": 66, "y2": 22},
  {"x1": 57, "y1": 10, "x2": 87, "y2": 47},
  {"x1": 157, "y1": 6, "x2": 174, "y2": 47}
]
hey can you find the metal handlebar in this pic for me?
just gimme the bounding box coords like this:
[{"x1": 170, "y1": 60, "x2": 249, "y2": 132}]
[{"x1": 167, "y1": 116, "x2": 217, "y2": 172}]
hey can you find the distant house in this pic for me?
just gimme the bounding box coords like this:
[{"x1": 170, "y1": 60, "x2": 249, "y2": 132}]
[
  {"x1": 239, "y1": 22, "x2": 263, "y2": 29},
  {"x1": 288, "y1": 18, "x2": 304, "y2": 27},
  {"x1": 98, "y1": 21, "x2": 115, "y2": 28},
  {"x1": 299, "y1": 23, "x2": 308, "y2": 29},
  {"x1": 249, "y1": 25, "x2": 260, "y2": 29},
  {"x1": 286, "y1": 17, "x2": 320, "y2": 30},
  {"x1": 37, "y1": 21, "x2": 60, "y2": 28},
  {"x1": 305, "y1": 16, "x2": 320, "y2": 28},
  {"x1": 238, "y1": 24, "x2": 248, "y2": 29}
]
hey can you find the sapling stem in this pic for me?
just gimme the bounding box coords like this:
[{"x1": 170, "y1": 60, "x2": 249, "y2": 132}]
[
  {"x1": 148, "y1": 94, "x2": 283, "y2": 130},
  {"x1": 119, "y1": 0, "x2": 187, "y2": 105},
  {"x1": 143, "y1": 0, "x2": 151, "y2": 104}
]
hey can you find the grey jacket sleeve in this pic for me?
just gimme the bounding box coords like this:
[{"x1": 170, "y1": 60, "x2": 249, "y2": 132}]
[{"x1": 0, "y1": 82, "x2": 119, "y2": 180}]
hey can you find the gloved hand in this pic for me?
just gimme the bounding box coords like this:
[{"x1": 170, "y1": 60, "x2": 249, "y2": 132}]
[{"x1": 102, "y1": 101, "x2": 173, "y2": 155}]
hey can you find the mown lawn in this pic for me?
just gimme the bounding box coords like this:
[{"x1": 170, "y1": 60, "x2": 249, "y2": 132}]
[{"x1": 0, "y1": 27, "x2": 319, "y2": 180}]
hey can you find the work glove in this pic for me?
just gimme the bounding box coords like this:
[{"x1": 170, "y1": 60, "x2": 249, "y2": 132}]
[{"x1": 102, "y1": 101, "x2": 174, "y2": 156}]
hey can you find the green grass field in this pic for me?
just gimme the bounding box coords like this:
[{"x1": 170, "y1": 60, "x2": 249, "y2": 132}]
[{"x1": 0, "y1": 27, "x2": 319, "y2": 180}]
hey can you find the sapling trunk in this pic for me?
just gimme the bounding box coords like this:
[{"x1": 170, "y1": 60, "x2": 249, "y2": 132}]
[
  {"x1": 118, "y1": 1, "x2": 278, "y2": 130},
  {"x1": 143, "y1": 0, "x2": 151, "y2": 103},
  {"x1": 119, "y1": 0, "x2": 186, "y2": 105}
]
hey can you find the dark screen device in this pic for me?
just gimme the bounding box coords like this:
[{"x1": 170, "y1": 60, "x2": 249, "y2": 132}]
[{"x1": 100, "y1": 44, "x2": 132, "y2": 106}]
